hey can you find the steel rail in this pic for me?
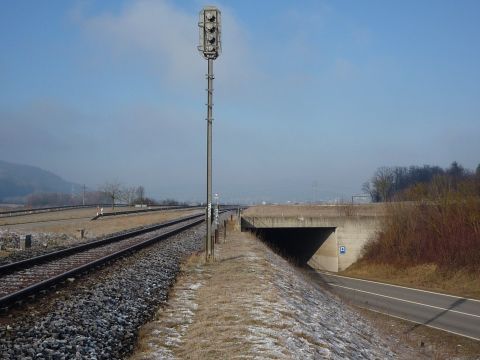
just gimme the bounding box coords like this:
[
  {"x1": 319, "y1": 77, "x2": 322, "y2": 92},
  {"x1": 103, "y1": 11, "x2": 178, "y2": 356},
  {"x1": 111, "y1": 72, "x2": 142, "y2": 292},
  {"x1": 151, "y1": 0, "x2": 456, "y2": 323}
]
[
  {"x1": 0, "y1": 204, "x2": 128, "y2": 218},
  {"x1": 0, "y1": 204, "x2": 238, "y2": 218},
  {"x1": 90, "y1": 205, "x2": 203, "y2": 220},
  {"x1": 0, "y1": 206, "x2": 202, "y2": 225},
  {"x1": 0, "y1": 209, "x2": 233, "y2": 309},
  {"x1": 0, "y1": 217, "x2": 205, "y2": 309},
  {"x1": 0, "y1": 215, "x2": 95, "y2": 227},
  {"x1": 0, "y1": 213, "x2": 204, "y2": 275},
  {"x1": 90, "y1": 204, "x2": 238, "y2": 220}
]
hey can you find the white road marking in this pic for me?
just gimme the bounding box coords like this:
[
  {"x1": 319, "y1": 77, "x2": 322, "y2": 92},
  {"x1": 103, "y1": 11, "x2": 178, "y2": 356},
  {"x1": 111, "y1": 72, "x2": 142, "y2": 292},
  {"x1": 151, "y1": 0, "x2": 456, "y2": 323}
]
[
  {"x1": 359, "y1": 306, "x2": 480, "y2": 342},
  {"x1": 316, "y1": 271, "x2": 480, "y2": 303},
  {"x1": 328, "y1": 283, "x2": 480, "y2": 319}
]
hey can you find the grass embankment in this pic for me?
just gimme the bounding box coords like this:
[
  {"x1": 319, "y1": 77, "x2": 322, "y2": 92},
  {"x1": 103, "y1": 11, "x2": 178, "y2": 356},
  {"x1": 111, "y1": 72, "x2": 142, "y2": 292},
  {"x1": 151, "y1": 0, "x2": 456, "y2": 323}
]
[
  {"x1": 132, "y1": 226, "x2": 426, "y2": 359},
  {"x1": 343, "y1": 262, "x2": 480, "y2": 299},
  {"x1": 344, "y1": 178, "x2": 480, "y2": 299},
  {"x1": 132, "y1": 230, "x2": 283, "y2": 359}
]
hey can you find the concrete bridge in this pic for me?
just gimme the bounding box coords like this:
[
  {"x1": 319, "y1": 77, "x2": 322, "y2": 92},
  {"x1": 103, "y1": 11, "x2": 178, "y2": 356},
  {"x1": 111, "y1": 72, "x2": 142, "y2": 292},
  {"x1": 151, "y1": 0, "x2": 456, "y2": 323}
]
[{"x1": 241, "y1": 204, "x2": 387, "y2": 272}]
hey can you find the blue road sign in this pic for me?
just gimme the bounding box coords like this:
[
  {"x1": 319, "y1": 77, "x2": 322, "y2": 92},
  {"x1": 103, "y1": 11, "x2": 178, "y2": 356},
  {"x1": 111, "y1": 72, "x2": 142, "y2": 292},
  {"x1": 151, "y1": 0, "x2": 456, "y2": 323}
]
[{"x1": 339, "y1": 246, "x2": 346, "y2": 254}]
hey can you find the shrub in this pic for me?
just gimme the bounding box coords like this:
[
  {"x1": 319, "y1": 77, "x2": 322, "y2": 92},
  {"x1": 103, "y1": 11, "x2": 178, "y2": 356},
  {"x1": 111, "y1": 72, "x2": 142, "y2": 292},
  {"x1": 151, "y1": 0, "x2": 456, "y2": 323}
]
[{"x1": 362, "y1": 176, "x2": 480, "y2": 271}]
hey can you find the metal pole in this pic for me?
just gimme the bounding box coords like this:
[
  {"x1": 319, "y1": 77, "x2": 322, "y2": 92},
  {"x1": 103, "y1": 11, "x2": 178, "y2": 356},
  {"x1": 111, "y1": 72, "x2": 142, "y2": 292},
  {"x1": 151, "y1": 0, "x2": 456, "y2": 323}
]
[{"x1": 206, "y1": 58, "x2": 214, "y2": 262}]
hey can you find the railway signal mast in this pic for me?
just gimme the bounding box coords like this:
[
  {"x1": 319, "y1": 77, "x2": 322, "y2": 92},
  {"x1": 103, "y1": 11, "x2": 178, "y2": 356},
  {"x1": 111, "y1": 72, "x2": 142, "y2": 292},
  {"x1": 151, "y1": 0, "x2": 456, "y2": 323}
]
[{"x1": 198, "y1": 6, "x2": 221, "y2": 262}]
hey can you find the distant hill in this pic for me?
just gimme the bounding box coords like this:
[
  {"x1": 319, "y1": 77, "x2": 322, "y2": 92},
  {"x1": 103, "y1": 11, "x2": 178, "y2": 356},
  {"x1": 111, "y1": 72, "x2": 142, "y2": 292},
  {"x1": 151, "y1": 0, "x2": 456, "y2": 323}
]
[{"x1": 0, "y1": 160, "x2": 79, "y2": 203}]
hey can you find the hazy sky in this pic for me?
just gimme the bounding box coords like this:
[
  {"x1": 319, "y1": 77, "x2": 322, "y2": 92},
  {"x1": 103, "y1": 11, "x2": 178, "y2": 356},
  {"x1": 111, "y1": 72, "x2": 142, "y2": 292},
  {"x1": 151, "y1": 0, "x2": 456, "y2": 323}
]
[{"x1": 1, "y1": 1, "x2": 479, "y2": 203}]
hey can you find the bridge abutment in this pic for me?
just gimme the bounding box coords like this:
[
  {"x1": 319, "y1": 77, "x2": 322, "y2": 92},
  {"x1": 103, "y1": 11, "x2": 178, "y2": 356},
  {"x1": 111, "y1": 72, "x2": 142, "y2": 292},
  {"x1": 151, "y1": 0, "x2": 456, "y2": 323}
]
[{"x1": 241, "y1": 205, "x2": 385, "y2": 272}]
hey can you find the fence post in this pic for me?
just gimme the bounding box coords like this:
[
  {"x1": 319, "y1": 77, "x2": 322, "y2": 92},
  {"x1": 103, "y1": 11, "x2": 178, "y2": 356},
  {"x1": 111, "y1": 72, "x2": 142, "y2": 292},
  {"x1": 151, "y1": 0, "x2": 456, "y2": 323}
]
[{"x1": 224, "y1": 220, "x2": 227, "y2": 242}]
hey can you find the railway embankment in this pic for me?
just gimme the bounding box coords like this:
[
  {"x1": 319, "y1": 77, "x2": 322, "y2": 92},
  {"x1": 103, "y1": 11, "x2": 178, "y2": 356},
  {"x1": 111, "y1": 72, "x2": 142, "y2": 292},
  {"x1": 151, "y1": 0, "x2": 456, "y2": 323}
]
[{"x1": 131, "y1": 225, "x2": 424, "y2": 359}]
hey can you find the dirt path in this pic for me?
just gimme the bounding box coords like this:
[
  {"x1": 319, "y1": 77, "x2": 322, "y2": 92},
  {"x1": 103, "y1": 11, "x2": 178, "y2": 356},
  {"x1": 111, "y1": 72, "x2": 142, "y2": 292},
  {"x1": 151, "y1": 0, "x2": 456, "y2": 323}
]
[{"x1": 131, "y1": 227, "x2": 424, "y2": 359}]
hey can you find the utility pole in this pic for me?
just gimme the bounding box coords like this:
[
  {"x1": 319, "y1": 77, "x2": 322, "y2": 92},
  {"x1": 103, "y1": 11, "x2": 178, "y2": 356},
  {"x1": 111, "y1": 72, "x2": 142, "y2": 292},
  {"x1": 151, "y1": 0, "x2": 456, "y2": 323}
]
[
  {"x1": 83, "y1": 184, "x2": 86, "y2": 206},
  {"x1": 198, "y1": 6, "x2": 222, "y2": 262}
]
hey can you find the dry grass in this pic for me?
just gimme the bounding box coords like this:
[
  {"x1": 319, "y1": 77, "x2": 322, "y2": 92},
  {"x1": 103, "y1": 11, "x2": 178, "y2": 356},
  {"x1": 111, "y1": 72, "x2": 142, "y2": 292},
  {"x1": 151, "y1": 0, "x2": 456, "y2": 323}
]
[
  {"x1": 362, "y1": 200, "x2": 480, "y2": 271},
  {"x1": 175, "y1": 235, "x2": 275, "y2": 359},
  {"x1": 344, "y1": 177, "x2": 480, "y2": 298},
  {"x1": 131, "y1": 226, "x2": 473, "y2": 359},
  {"x1": 342, "y1": 261, "x2": 480, "y2": 300},
  {"x1": 355, "y1": 193, "x2": 480, "y2": 300},
  {"x1": 132, "y1": 229, "x2": 284, "y2": 359},
  {"x1": 362, "y1": 173, "x2": 480, "y2": 272},
  {"x1": 357, "y1": 307, "x2": 480, "y2": 359}
]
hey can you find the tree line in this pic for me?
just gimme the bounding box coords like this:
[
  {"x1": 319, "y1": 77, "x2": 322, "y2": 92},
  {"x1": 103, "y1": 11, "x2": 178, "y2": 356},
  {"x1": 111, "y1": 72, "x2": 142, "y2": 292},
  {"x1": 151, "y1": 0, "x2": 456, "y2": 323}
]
[
  {"x1": 361, "y1": 162, "x2": 480, "y2": 271},
  {"x1": 26, "y1": 182, "x2": 186, "y2": 208},
  {"x1": 362, "y1": 162, "x2": 480, "y2": 202}
]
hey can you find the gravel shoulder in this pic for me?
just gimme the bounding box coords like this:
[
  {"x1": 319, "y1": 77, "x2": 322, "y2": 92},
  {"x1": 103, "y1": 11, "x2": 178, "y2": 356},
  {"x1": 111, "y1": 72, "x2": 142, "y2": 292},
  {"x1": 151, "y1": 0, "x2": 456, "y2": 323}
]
[{"x1": 131, "y1": 227, "x2": 424, "y2": 359}]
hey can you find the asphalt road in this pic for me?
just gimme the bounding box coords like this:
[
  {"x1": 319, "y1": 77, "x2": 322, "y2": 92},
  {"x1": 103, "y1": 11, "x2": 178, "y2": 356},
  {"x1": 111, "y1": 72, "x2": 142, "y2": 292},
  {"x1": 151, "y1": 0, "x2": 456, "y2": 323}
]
[{"x1": 315, "y1": 271, "x2": 480, "y2": 341}]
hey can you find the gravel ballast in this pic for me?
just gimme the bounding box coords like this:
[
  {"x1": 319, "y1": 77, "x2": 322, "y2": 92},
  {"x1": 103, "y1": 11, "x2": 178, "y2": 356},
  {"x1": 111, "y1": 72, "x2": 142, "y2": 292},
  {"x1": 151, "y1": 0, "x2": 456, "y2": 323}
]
[{"x1": 0, "y1": 225, "x2": 206, "y2": 359}]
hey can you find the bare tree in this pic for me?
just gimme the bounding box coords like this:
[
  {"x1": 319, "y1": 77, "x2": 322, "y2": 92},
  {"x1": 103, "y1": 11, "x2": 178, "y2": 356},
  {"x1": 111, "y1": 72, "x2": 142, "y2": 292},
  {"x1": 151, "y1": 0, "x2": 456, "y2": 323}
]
[
  {"x1": 123, "y1": 186, "x2": 137, "y2": 206},
  {"x1": 363, "y1": 167, "x2": 394, "y2": 202},
  {"x1": 364, "y1": 162, "x2": 477, "y2": 202},
  {"x1": 361, "y1": 182, "x2": 377, "y2": 203},
  {"x1": 373, "y1": 167, "x2": 395, "y2": 202},
  {"x1": 100, "y1": 182, "x2": 123, "y2": 210},
  {"x1": 136, "y1": 186, "x2": 145, "y2": 204}
]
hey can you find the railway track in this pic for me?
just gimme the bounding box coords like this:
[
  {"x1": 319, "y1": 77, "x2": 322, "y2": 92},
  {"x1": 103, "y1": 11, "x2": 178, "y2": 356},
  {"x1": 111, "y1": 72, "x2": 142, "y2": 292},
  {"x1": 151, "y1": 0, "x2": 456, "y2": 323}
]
[
  {"x1": 0, "y1": 204, "x2": 126, "y2": 219},
  {"x1": 0, "y1": 212, "x2": 213, "y2": 310},
  {"x1": 0, "y1": 215, "x2": 94, "y2": 227},
  {"x1": 0, "y1": 206, "x2": 201, "y2": 227},
  {"x1": 0, "y1": 204, "x2": 196, "y2": 220},
  {"x1": 90, "y1": 205, "x2": 202, "y2": 220}
]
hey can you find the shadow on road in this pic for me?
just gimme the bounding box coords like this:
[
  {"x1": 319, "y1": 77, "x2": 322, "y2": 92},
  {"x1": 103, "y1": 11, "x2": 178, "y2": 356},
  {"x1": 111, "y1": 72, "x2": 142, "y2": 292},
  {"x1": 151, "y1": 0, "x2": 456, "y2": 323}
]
[{"x1": 405, "y1": 297, "x2": 467, "y2": 334}]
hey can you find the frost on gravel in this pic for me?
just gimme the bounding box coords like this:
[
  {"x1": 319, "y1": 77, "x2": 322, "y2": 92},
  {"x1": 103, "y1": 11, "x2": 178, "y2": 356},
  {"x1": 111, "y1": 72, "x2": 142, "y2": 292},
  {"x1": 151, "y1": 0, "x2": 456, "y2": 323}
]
[
  {"x1": 135, "y1": 259, "x2": 210, "y2": 359},
  {"x1": 232, "y1": 248, "x2": 399, "y2": 359},
  {"x1": 244, "y1": 248, "x2": 397, "y2": 359},
  {"x1": 133, "y1": 235, "x2": 407, "y2": 359}
]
